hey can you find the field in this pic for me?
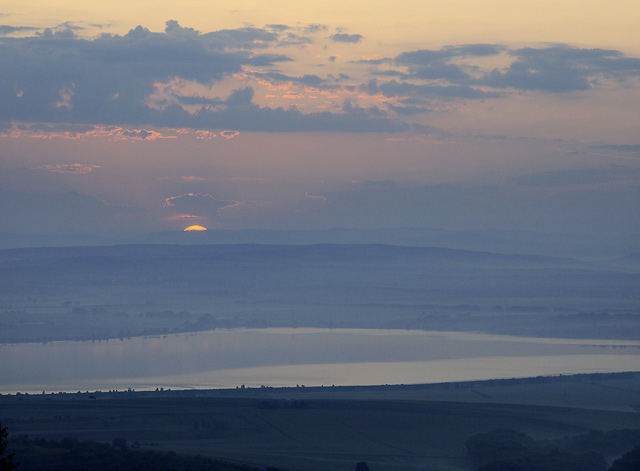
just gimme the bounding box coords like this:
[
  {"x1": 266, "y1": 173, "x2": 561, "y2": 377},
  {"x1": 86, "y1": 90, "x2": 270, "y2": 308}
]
[{"x1": 2, "y1": 373, "x2": 640, "y2": 471}]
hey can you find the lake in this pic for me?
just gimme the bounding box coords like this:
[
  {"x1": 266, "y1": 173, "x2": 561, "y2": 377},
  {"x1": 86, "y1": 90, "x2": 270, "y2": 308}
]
[{"x1": 2, "y1": 328, "x2": 640, "y2": 394}]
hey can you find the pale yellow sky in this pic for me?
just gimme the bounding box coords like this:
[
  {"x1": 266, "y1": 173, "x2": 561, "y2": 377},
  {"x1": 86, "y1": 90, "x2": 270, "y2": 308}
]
[{"x1": 4, "y1": 0, "x2": 640, "y2": 53}]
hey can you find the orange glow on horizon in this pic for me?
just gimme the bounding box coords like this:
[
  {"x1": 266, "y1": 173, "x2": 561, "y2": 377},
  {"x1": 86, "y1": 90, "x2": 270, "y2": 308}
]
[{"x1": 184, "y1": 225, "x2": 208, "y2": 231}]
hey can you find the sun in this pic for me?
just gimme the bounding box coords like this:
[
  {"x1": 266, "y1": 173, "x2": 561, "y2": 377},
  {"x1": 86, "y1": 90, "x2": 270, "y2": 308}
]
[{"x1": 184, "y1": 225, "x2": 207, "y2": 231}]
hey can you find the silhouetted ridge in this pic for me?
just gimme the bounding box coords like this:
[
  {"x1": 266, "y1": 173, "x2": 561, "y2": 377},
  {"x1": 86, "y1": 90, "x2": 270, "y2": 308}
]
[{"x1": 0, "y1": 243, "x2": 582, "y2": 267}]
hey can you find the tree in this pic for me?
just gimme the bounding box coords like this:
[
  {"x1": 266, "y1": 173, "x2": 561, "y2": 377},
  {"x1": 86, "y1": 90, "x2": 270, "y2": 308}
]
[
  {"x1": 608, "y1": 445, "x2": 640, "y2": 471},
  {"x1": 355, "y1": 462, "x2": 370, "y2": 471},
  {"x1": 111, "y1": 437, "x2": 128, "y2": 451},
  {"x1": 0, "y1": 421, "x2": 18, "y2": 471}
]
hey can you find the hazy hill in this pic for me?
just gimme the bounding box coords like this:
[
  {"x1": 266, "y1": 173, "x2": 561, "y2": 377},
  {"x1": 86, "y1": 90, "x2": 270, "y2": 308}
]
[
  {"x1": 1, "y1": 244, "x2": 638, "y2": 342},
  {"x1": 2, "y1": 226, "x2": 638, "y2": 258}
]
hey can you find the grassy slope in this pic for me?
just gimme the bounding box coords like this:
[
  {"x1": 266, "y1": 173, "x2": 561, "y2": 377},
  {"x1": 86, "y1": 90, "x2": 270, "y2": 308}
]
[{"x1": 2, "y1": 375, "x2": 640, "y2": 471}]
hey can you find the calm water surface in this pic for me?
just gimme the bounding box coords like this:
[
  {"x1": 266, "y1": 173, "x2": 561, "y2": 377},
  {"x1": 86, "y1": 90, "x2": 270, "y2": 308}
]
[{"x1": 2, "y1": 328, "x2": 639, "y2": 393}]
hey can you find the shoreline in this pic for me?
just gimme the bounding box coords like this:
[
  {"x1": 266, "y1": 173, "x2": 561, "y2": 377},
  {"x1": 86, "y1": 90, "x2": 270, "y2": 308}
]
[{"x1": 2, "y1": 370, "x2": 639, "y2": 402}]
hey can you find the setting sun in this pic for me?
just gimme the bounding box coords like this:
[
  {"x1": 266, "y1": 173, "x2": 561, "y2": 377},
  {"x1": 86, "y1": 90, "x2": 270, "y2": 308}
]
[{"x1": 184, "y1": 225, "x2": 207, "y2": 231}]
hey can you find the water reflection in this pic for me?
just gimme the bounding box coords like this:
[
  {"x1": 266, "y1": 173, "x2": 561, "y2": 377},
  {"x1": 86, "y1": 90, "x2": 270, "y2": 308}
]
[{"x1": 1, "y1": 328, "x2": 639, "y2": 393}]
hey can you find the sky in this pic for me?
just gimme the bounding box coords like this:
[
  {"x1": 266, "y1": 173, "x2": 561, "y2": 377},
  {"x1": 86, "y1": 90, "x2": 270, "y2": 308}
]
[{"x1": 1, "y1": 1, "x2": 639, "y2": 244}]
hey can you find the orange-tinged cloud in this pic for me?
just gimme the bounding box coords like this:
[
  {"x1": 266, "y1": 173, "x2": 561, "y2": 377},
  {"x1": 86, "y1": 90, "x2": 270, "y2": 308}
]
[
  {"x1": 170, "y1": 214, "x2": 202, "y2": 220},
  {"x1": 195, "y1": 130, "x2": 216, "y2": 139},
  {"x1": 36, "y1": 163, "x2": 101, "y2": 174},
  {"x1": 220, "y1": 130, "x2": 240, "y2": 139},
  {"x1": 184, "y1": 225, "x2": 207, "y2": 231},
  {"x1": 180, "y1": 176, "x2": 208, "y2": 182},
  {"x1": 305, "y1": 192, "x2": 327, "y2": 203},
  {"x1": 3, "y1": 123, "x2": 177, "y2": 141}
]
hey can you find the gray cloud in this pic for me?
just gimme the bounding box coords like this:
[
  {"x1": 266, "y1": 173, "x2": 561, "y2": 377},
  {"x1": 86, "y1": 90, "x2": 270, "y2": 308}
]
[
  {"x1": 201, "y1": 26, "x2": 280, "y2": 49},
  {"x1": 358, "y1": 44, "x2": 640, "y2": 96},
  {"x1": 253, "y1": 71, "x2": 327, "y2": 87},
  {"x1": 265, "y1": 24, "x2": 291, "y2": 32},
  {"x1": 299, "y1": 24, "x2": 327, "y2": 34},
  {"x1": 0, "y1": 21, "x2": 414, "y2": 133},
  {"x1": 251, "y1": 71, "x2": 352, "y2": 92},
  {"x1": 396, "y1": 44, "x2": 504, "y2": 64},
  {"x1": 594, "y1": 144, "x2": 640, "y2": 153},
  {"x1": 176, "y1": 88, "x2": 410, "y2": 132},
  {"x1": 118, "y1": 129, "x2": 157, "y2": 139},
  {"x1": 36, "y1": 164, "x2": 101, "y2": 174},
  {"x1": 362, "y1": 78, "x2": 499, "y2": 99},
  {"x1": 163, "y1": 193, "x2": 238, "y2": 213},
  {"x1": 5, "y1": 25, "x2": 640, "y2": 135},
  {"x1": 481, "y1": 46, "x2": 640, "y2": 92},
  {"x1": 330, "y1": 33, "x2": 364, "y2": 44},
  {"x1": 0, "y1": 21, "x2": 292, "y2": 126},
  {"x1": 176, "y1": 95, "x2": 225, "y2": 106},
  {"x1": 353, "y1": 57, "x2": 392, "y2": 65},
  {"x1": 388, "y1": 104, "x2": 434, "y2": 115},
  {"x1": 13, "y1": 122, "x2": 98, "y2": 134},
  {"x1": 360, "y1": 180, "x2": 398, "y2": 189},
  {"x1": 0, "y1": 187, "x2": 137, "y2": 235},
  {"x1": 393, "y1": 44, "x2": 505, "y2": 81},
  {"x1": 307, "y1": 183, "x2": 640, "y2": 235},
  {"x1": 278, "y1": 32, "x2": 313, "y2": 45},
  {"x1": 513, "y1": 167, "x2": 640, "y2": 187},
  {"x1": 0, "y1": 25, "x2": 40, "y2": 35}
]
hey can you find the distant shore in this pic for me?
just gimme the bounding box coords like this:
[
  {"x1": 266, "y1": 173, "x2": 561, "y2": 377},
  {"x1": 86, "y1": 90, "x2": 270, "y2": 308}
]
[{"x1": 3, "y1": 371, "x2": 639, "y2": 411}]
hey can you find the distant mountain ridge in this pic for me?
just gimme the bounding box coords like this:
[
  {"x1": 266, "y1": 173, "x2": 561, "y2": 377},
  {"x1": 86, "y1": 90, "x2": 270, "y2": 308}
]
[
  {"x1": 0, "y1": 243, "x2": 584, "y2": 269},
  {"x1": 1, "y1": 226, "x2": 638, "y2": 259}
]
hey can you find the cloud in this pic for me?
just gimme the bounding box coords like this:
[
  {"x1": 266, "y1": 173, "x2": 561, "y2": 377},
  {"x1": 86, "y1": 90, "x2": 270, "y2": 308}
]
[
  {"x1": 393, "y1": 44, "x2": 504, "y2": 81},
  {"x1": 594, "y1": 144, "x2": 640, "y2": 153},
  {"x1": 148, "y1": 86, "x2": 410, "y2": 132},
  {"x1": 180, "y1": 176, "x2": 208, "y2": 182},
  {"x1": 0, "y1": 21, "x2": 291, "y2": 125},
  {"x1": 360, "y1": 180, "x2": 398, "y2": 189},
  {"x1": 176, "y1": 95, "x2": 224, "y2": 106},
  {"x1": 396, "y1": 44, "x2": 504, "y2": 64},
  {"x1": 117, "y1": 128, "x2": 167, "y2": 140},
  {"x1": 5, "y1": 23, "x2": 639, "y2": 135},
  {"x1": 201, "y1": 26, "x2": 281, "y2": 49},
  {"x1": 480, "y1": 46, "x2": 640, "y2": 92},
  {"x1": 362, "y1": 78, "x2": 499, "y2": 99},
  {"x1": 388, "y1": 104, "x2": 435, "y2": 115},
  {"x1": 162, "y1": 192, "x2": 267, "y2": 220},
  {"x1": 299, "y1": 24, "x2": 327, "y2": 34},
  {"x1": 304, "y1": 182, "x2": 640, "y2": 235},
  {"x1": 163, "y1": 193, "x2": 239, "y2": 212},
  {"x1": 277, "y1": 32, "x2": 313, "y2": 46},
  {"x1": 3, "y1": 123, "x2": 174, "y2": 141},
  {"x1": 513, "y1": 167, "x2": 640, "y2": 187},
  {"x1": 353, "y1": 56, "x2": 392, "y2": 65},
  {"x1": 265, "y1": 24, "x2": 291, "y2": 32},
  {"x1": 253, "y1": 71, "x2": 327, "y2": 87},
  {"x1": 1, "y1": 21, "x2": 414, "y2": 133},
  {"x1": 330, "y1": 33, "x2": 364, "y2": 44},
  {"x1": 36, "y1": 164, "x2": 101, "y2": 174},
  {"x1": 0, "y1": 25, "x2": 39, "y2": 35},
  {"x1": 220, "y1": 130, "x2": 240, "y2": 139},
  {"x1": 304, "y1": 192, "x2": 327, "y2": 203},
  {"x1": 194, "y1": 130, "x2": 216, "y2": 139},
  {"x1": 0, "y1": 187, "x2": 136, "y2": 235},
  {"x1": 357, "y1": 44, "x2": 640, "y2": 97}
]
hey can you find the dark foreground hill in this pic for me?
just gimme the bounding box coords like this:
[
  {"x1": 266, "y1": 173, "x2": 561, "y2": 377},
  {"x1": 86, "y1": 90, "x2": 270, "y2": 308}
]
[{"x1": 3, "y1": 374, "x2": 640, "y2": 471}]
